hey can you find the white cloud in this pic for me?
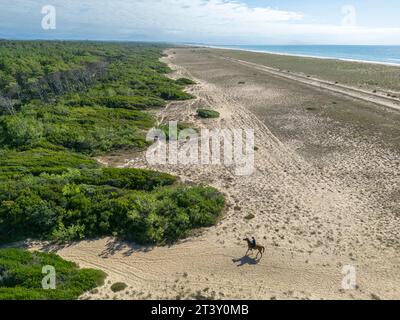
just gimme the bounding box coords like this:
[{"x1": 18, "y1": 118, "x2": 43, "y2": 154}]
[
  {"x1": 58, "y1": 0, "x2": 304, "y2": 34},
  {"x1": 1, "y1": 0, "x2": 400, "y2": 44},
  {"x1": 0, "y1": 0, "x2": 303, "y2": 38}
]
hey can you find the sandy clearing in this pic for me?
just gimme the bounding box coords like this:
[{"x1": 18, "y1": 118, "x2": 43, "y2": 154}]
[{"x1": 29, "y1": 48, "x2": 400, "y2": 300}]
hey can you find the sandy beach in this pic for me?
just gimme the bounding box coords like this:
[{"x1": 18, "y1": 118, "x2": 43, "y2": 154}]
[{"x1": 29, "y1": 47, "x2": 400, "y2": 300}]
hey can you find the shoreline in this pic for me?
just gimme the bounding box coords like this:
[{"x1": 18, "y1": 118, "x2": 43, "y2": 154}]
[{"x1": 200, "y1": 45, "x2": 400, "y2": 67}]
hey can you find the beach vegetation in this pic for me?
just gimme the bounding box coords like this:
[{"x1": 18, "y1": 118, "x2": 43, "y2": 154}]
[
  {"x1": 175, "y1": 78, "x2": 196, "y2": 86},
  {"x1": 197, "y1": 108, "x2": 220, "y2": 119},
  {"x1": 0, "y1": 41, "x2": 226, "y2": 246},
  {"x1": 111, "y1": 282, "x2": 128, "y2": 293},
  {"x1": 0, "y1": 248, "x2": 106, "y2": 300}
]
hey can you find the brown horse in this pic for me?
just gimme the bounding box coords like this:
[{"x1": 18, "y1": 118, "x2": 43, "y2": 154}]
[{"x1": 243, "y1": 238, "x2": 265, "y2": 259}]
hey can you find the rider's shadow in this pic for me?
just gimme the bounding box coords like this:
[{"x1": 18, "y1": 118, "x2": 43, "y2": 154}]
[{"x1": 232, "y1": 255, "x2": 261, "y2": 267}]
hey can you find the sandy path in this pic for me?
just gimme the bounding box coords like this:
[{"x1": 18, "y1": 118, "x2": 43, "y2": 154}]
[{"x1": 30, "y1": 48, "x2": 400, "y2": 300}]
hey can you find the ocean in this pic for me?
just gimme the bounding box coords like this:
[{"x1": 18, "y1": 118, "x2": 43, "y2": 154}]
[{"x1": 212, "y1": 45, "x2": 400, "y2": 66}]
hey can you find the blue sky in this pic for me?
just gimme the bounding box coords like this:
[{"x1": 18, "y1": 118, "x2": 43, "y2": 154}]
[{"x1": 1, "y1": 0, "x2": 400, "y2": 44}]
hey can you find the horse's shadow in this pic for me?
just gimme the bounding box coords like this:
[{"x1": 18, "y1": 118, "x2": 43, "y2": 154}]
[{"x1": 232, "y1": 255, "x2": 261, "y2": 267}]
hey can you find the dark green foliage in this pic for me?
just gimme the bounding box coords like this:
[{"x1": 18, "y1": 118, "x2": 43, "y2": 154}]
[
  {"x1": 0, "y1": 41, "x2": 99, "y2": 94},
  {"x1": 0, "y1": 248, "x2": 106, "y2": 300},
  {"x1": 0, "y1": 115, "x2": 44, "y2": 146},
  {"x1": 0, "y1": 148, "x2": 97, "y2": 179},
  {"x1": 0, "y1": 170, "x2": 224, "y2": 244},
  {"x1": 175, "y1": 78, "x2": 196, "y2": 86},
  {"x1": 197, "y1": 109, "x2": 220, "y2": 119},
  {"x1": 67, "y1": 95, "x2": 166, "y2": 110},
  {"x1": 157, "y1": 87, "x2": 194, "y2": 100},
  {"x1": 74, "y1": 168, "x2": 176, "y2": 191},
  {"x1": 110, "y1": 282, "x2": 127, "y2": 293},
  {"x1": 120, "y1": 186, "x2": 225, "y2": 244},
  {"x1": 0, "y1": 104, "x2": 155, "y2": 154}
]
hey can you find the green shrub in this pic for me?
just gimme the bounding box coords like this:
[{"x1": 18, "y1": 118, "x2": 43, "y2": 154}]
[
  {"x1": 175, "y1": 78, "x2": 196, "y2": 86},
  {"x1": 0, "y1": 115, "x2": 44, "y2": 147},
  {"x1": 74, "y1": 168, "x2": 177, "y2": 191},
  {"x1": 110, "y1": 282, "x2": 127, "y2": 293},
  {"x1": 197, "y1": 109, "x2": 220, "y2": 119},
  {"x1": 121, "y1": 186, "x2": 225, "y2": 244},
  {"x1": 0, "y1": 248, "x2": 106, "y2": 300},
  {"x1": 0, "y1": 148, "x2": 97, "y2": 179},
  {"x1": 158, "y1": 87, "x2": 194, "y2": 100},
  {"x1": 67, "y1": 96, "x2": 165, "y2": 110}
]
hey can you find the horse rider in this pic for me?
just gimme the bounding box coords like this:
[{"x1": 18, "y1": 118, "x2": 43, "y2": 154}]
[{"x1": 251, "y1": 237, "x2": 257, "y2": 248}]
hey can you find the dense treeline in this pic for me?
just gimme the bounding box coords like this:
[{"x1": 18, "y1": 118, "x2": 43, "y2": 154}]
[
  {"x1": 0, "y1": 41, "x2": 224, "y2": 245},
  {"x1": 0, "y1": 41, "x2": 192, "y2": 114},
  {"x1": 0, "y1": 41, "x2": 104, "y2": 107},
  {"x1": 0, "y1": 42, "x2": 194, "y2": 154}
]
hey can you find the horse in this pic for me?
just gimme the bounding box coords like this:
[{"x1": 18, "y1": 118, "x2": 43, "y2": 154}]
[{"x1": 243, "y1": 238, "x2": 265, "y2": 259}]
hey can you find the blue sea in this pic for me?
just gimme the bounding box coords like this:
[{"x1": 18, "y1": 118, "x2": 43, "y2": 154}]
[{"x1": 213, "y1": 45, "x2": 400, "y2": 66}]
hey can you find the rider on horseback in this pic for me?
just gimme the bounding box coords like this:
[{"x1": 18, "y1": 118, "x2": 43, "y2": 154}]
[
  {"x1": 243, "y1": 236, "x2": 265, "y2": 259},
  {"x1": 251, "y1": 237, "x2": 256, "y2": 248}
]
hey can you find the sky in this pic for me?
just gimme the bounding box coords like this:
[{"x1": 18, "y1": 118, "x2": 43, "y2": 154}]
[{"x1": 1, "y1": 0, "x2": 400, "y2": 45}]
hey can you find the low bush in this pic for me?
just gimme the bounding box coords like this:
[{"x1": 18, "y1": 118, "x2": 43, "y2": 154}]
[
  {"x1": 74, "y1": 167, "x2": 177, "y2": 191},
  {"x1": 197, "y1": 109, "x2": 220, "y2": 119},
  {"x1": 158, "y1": 86, "x2": 194, "y2": 100},
  {"x1": 111, "y1": 282, "x2": 127, "y2": 293},
  {"x1": 0, "y1": 148, "x2": 97, "y2": 179},
  {"x1": 66, "y1": 95, "x2": 166, "y2": 110},
  {"x1": 175, "y1": 78, "x2": 196, "y2": 86}
]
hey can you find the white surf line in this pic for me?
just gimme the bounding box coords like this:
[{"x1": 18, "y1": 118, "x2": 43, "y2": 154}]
[{"x1": 220, "y1": 56, "x2": 400, "y2": 113}]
